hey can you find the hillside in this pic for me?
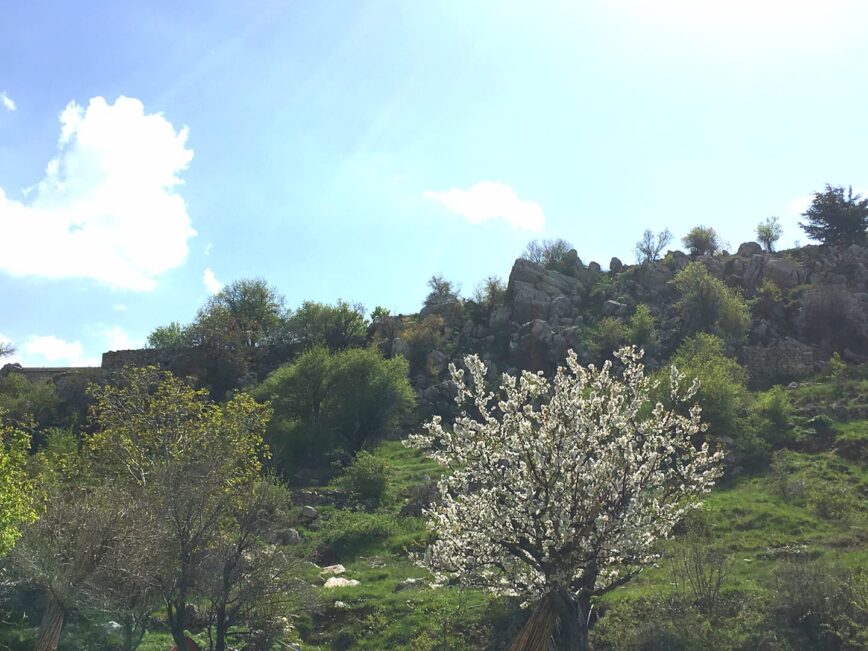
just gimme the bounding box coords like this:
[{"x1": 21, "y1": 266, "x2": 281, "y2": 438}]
[{"x1": 1, "y1": 239, "x2": 866, "y2": 651}]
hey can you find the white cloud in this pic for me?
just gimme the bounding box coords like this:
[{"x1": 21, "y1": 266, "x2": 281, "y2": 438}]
[
  {"x1": 19, "y1": 335, "x2": 98, "y2": 367},
  {"x1": 112, "y1": 303, "x2": 128, "y2": 312},
  {"x1": 0, "y1": 96, "x2": 195, "y2": 290},
  {"x1": 203, "y1": 267, "x2": 223, "y2": 295},
  {"x1": 424, "y1": 181, "x2": 545, "y2": 231},
  {"x1": 102, "y1": 325, "x2": 141, "y2": 351},
  {"x1": 1, "y1": 91, "x2": 15, "y2": 112},
  {"x1": 787, "y1": 194, "x2": 813, "y2": 215}
]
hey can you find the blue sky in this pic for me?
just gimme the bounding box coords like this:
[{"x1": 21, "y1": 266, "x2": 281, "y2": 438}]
[{"x1": 2, "y1": 0, "x2": 867, "y2": 366}]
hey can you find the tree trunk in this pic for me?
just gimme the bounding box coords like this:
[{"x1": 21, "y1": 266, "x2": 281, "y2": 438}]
[
  {"x1": 214, "y1": 606, "x2": 227, "y2": 651},
  {"x1": 34, "y1": 593, "x2": 66, "y2": 651},
  {"x1": 506, "y1": 588, "x2": 588, "y2": 651},
  {"x1": 167, "y1": 599, "x2": 189, "y2": 650}
]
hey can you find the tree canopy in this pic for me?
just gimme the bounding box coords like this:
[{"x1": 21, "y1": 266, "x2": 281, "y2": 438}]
[
  {"x1": 800, "y1": 184, "x2": 868, "y2": 246},
  {"x1": 0, "y1": 410, "x2": 36, "y2": 556}
]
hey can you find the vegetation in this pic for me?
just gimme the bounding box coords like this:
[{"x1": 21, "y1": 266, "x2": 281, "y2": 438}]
[
  {"x1": 634, "y1": 228, "x2": 672, "y2": 264},
  {"x1": 681, "y1": 226, "x2": 721, "y2": 256},
  {"x1": 406, "y1": 348, "x2": 723, "y2": 649},
  {"x1": 800, "y1": 184, "x2": 868, "y2": 245},
  {"x1": 0, "y1": 411, "x2": 35, "y2": 556},
  {"x1": 673, "y1": 262, "x2": 750, "y2": 341},
  {"x1": 522, "y1": 238, "x2": 574, "y2": 272},
  {"x1": 756, "y1": 215, "x2": 783, "y2": 252}
]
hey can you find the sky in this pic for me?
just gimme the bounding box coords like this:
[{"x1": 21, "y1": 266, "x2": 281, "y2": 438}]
[{"x1": 2, "y1": 0, "x2": 867, "y2": 366}]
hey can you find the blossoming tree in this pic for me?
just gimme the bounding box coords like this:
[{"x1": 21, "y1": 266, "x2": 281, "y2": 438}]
[{"x1": 405, "y1": 347, "x2": 723, "y2": 650}]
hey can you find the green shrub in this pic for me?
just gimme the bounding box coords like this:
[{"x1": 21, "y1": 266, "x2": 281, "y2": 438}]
[
  {"x1": 673, "y1": 263, "x2": 749, "y2": 341},
  {"x1": 594, "y1": 317, "x2": 629, "y2": 359},
  {"x1": 751, "y1": 386, "x2": 794, "y2": 448},
  {"x1": 317, "y1": 510, "x2": 398, "y2": 561},
  {"x1": 339, "y1": 451, "x2": 389, "y2": 505},
  {"x1": 681, "y1": 226, "x2": 720, "y2": 256},
  {"x1": 627, "y1": 304, "x2": 658, "y2": 353},
  {"x1": 751, "y1": 279, "x2": 782, "y2": 319}
]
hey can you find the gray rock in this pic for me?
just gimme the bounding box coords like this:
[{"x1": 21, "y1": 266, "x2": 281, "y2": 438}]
[
  {"x1": 550, "y1": 295, "x2": 573, "y2": 318},
  {"x1": 324, "y1": 577, "x2": 360, "y2": 589},
  {"x1": 737, "y1": 241, "x2": 763, "y2": 257},
  {"x1": 588, "y1": 261, "x2": 601, "y2": 273},
  {"x1": 638, "y1": 263, "x2": 672, "y2": 293},
  {"x1": 609, "y1": 257, "x2": 623, "y2": 273},
  {"x1": 279, "y1": 528, "x2": 302, "y2": 545},
  {"x1": 299, "y1": 505, "x2": 319, "y2": 523},
  {"x1": 395, "y1": 577, "x2": 425, "y2": 592},
  {"x1": 602, "y1": 300, "x2": 625, "y2": 317},
  {"x1": 764, "y1": 257, "x2": 805, "y2": 289}
]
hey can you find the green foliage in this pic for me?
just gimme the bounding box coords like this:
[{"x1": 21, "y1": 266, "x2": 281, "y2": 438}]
[
  {"x1": 316, "y1": 510, "x2": 400, "y2": 561},
  {"x1": 424, "y1": 275, "x2": 460, "y2": 308},
  {"x1": 628, "y1": 304, "x2": 658, "y2": 353},
  {"x1": 750, "y1": 386, "x2": 794, "y2": 448},
  {"x1": 402, "y1": 314, "x2": 445, "y2": 377},
  {"x1": 0, "y1": 372, "x2": 63, "y2": 434},
  {"x1": 673, "y1": 262, "x2": 750, "y2": 341},
  {"x1": 471, "y1": 275, "x2": 506, "y2": 308},
  {"x1": 756, "y1": 216, "x2": 783, "y2": 252},
  {"x1": 144, "y1": 321, "x2": 189, "y2": 349},
  {"x1": 0, "y1": 410, "x2": 36, "y2": 555},
  {"x1": 800, "y1": 183, "x2": 868, "y2": 246},
  {"x1": 751, "y1": 278, "x2": 782, "y2": 319},
  {"x1": 681, "y1": 225, "x2": 721, "y2": 256},
  {"x1": 370, "y1": 305, "x2": 391, "y2": 321},
  {"x1": 255, "y1": 347, "x2": 414, "y2": 476},
  {"x1": 339, "y1": 450, "x2": 389, "y2": 505},
  {"x1": 593, "y1": 316, "x2": 629, "y2": 358},
  {"x1": 665, "y1": 333, "x2": 748, "y2": 444},
  {"x1": 283, "y1": 299, "x2": 368, "y2": 352}
]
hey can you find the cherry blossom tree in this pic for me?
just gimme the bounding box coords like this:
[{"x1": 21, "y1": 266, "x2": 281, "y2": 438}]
[{"x1": 405, "y1": 347, "x2": 724, "y2": 650}]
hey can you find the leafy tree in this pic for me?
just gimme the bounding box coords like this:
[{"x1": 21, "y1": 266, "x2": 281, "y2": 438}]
[
  {"x1": 471, "y1": 275, "x2": 506, "y2": 308},
  {"x1": 10, "y1": 429, "x2": 122, "y2": 651},
  {"x1": 800, "y1": 184, "x2": 868, "y2": 246},
  {"x1": 628, "y1": 304, "x2": 658, "y2": 354},
  {"x1": 0, "y1": 372, "x2": 63, "y2": 436},
  {"x1": 0, "y1": 410, "x2": 36, "y2": 556},
  {"x1": 756, "y1": 216, "x2": 783, "y2": 252},
  {"x1": 200, "y1": 278, "x2": 285, "y2": 348},
  {"x1": 256, "y1": 347, "x2": 413, "y2": 476},
  {"x1": 0, "y1": 341, "x2": 14, "y2": 358},
  {"x1": 522, "y1": 238, "x2": 574, "y2": 270},
  {"x1": 283, "y1": 299, "x2": 368, "y2": 352},
  {"x1": 673, "y1": 262, "x2": 749, "y2": 341},
  {"x1": 370, "y1": 306, "x2": 391, "y2": 322},
  {"x1": 406, "y1": 348, "x2": 723, "y2": 650},
  {"x1": 682, "y1": 226, "x2": 721, "y2": 257},
  {"x1": 664, "y1": 333, "x2": 748, "y2": 443},
  {"x1": 424, "y1": 275, "x2": 460, "y2": 308},
  {"x1": 635, "y1": 228, "x2": 672, "y2": 264},
  {"x1": 145, "y1": 321, "x2": 190, "y2": 349},
  {"x1": 87, "y1": 367, "x2": 270, "y2": 651}
]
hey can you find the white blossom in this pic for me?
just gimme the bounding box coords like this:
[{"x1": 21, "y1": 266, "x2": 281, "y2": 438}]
[{"x1": 405, "y1": 347, "x2": 723, "y2": 601}]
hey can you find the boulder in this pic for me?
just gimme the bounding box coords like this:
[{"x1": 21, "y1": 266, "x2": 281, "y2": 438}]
[
  {"x1": 602, "y1": 300, "x2": 626, "y2": 317},
  {"x1": 737, "y1": 241, "x2": 763, "y2": 257},
  {"x1": 278, "y1": 528, "x2": 302, "y2": 545},
  {"x1": 609, "y1": 257, "x2": 623, "y2": 273},
  {"x1": 323, "y1": 577, "x2": 360, "y2": 589},
  {"x1": 764, "y1": 257, "x2": 805, "y2": 289},
  {"x1": 638, "y1": 263, "x2": 672, "y2": 293},
  {"x1": 321, "y1": 564, "x2": 346, "y2": 576},
  {"x1": 588, "y1": 261, "x2": 601, "y2": 273},
  {"x1": 299, "y1": 505, "x2": 319, "y2": 523},
  {"x1": 395, "y1": 578, "x2": 425, "y2": 592}
]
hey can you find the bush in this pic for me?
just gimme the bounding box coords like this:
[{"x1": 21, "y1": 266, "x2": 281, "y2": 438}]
[
  {"x1": 339, "y1": 451, "x2": 388, "y2": 505},
  {"x1": 751, "y1": 386, "x2": 793, "y2": 448},
  {"x1": 402, "y1": 314, "x2": 445, "y2": 377},
  {"x1": 593, "y1": 317, "x2": 629, "y2": 359},
  {"x1": 751, "y1": 279, "x2": 782, "y2": 320},
  {"x1": 522, "y1": 238, "x2": 574, "y2": 271},
  {"x1": 673, "y1": 262, "x2": 749, "y2": 341},
  {"x1": 800, "y1": 184, "x2": 868, "y2": 246},
  {"x1": 317, "y1": 510, "x2": 399, "y2": 561},
  {"x1": 770, "y1": 558, "x2": 868, "y2": 649},
  {"x1": 682, "y1": 226, "x2": 721, "y2": 256},
  {"x1": 663, "y1": 333, "x2": 749, "y2": 446},
  {"x1": 628, "y1": 304, "x2": 658, "y2": 353}
]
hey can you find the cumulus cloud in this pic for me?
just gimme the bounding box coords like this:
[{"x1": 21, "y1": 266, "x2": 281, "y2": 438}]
[
  {"x1": 19, "y1": 335, "x2": 98, "y2": 367},
  {"x1": 0, "y1": 96, "x2": 195, "y2": 290},
  {"x1": 102, "y1": 325, "x2": 141, "y2": 352},
  {"x1": 203, "y1": 267, "x2": 223, "y2": 295},
  {"x1": 1, "y1": 92, "x2": 15, "y2": 112},
  {"x1": 424, "y1": 181, "x2": 545, "y2": 231}
]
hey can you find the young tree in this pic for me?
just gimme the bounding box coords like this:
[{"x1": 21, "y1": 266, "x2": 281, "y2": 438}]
[
  {"x1": 634, "y1": 228, "x2": 672, "y2": 264},
  {"x1": 800, "y1": 184, "x2": 868, "y2": 246},
  {"x1": 283, "y1": 300, "x2": 368, "y2": 352},
  {"x1": 145, "y1": 322, "x2": 190, "y2": 349},
  {"x1": 0, "y1": 411, "x2": 36, "y2": 556},
  {"x1": 406, "y1": 348, "x2": 723, "y2": 650},
  {"x1": 87, "y1": 367, "x2": 271, "y2": 651},
  {"x1": 682, "y1": 226, "x2": 721, "y2": 257},
  {"x1": 756, "y1": 216, "x2": 783, "y2": 252}
]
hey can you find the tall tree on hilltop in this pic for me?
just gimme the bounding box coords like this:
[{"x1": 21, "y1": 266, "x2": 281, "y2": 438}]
[{"x1": 800, "y1": 184, "x2": 868, "y2": 246}]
